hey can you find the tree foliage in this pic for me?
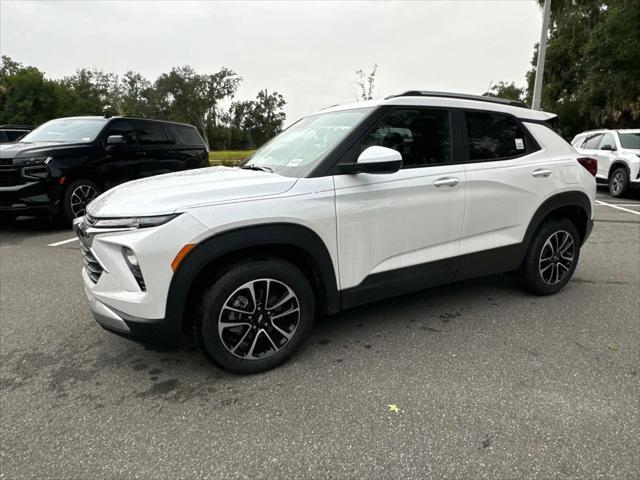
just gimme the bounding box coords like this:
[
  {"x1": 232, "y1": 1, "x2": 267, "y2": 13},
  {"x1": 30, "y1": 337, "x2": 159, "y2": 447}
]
[
  {"x1": 0, "y1": 56, "x2": 286, "y2": 150},
  {"x1": 492, "y1": 0, "x2": 639, "y2": 139}
]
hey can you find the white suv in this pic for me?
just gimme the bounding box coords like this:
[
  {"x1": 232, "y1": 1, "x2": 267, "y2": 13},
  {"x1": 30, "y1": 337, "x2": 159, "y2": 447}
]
[
  {"x1": 74, "y1": 91, "x2": 596, "y2": 373},
  {"x1": 571, "y1": 129, "x2": 640, "y2": 197}
]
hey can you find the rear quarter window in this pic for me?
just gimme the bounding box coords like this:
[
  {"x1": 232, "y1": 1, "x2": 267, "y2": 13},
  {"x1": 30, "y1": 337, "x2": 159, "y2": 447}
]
[
  {"x1": 165, "y1": 124, "x2": 205, "y2": 146},
  {"x1": 465, "y1": 111, "x2": 531, "y2": 161}
]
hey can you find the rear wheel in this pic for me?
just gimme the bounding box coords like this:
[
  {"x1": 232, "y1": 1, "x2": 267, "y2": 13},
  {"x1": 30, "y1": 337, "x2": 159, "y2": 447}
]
[
  {"x1": 609, "y1": 167, "x2": 629, "y2": 197},
  {"x1": 195, "y1": 258, "x2": 315, "y2": 374},
  {"x1": 62, "y1": 179, "x2": 100, "y2": 223},
  {"x1": 516, "y1": 218, "x2": 580, "y2": 295}
]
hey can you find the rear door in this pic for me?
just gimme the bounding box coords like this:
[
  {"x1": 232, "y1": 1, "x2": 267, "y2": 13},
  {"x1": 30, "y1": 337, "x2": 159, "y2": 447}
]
[
  {"x1": 130, "y1": 120, "x2": 177, "y2": 178},
  {"x1": 334, "y1": 107, "x2": 466, "y2": 297},
  {"x1": 593, "y1": 132, "x2": 617, "y2": 178},
  {"x1": 164, "y1": 124, "x2": 209, "y2": 170},
  {"x1": 460, "y1": 110, "x2": 560, "y2": 258},
  {"x1": 577, "y1": 133, "x2": 605, "y2": 178}
]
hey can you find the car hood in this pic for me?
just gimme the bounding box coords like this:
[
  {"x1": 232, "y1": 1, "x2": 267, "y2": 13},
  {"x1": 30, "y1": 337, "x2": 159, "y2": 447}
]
[
  {"x1": 87, "y1": 166, "x2": 298, "y2": 217},
  {"x1": 0, "y1": 141, "x2": 90, "y2": 160}
]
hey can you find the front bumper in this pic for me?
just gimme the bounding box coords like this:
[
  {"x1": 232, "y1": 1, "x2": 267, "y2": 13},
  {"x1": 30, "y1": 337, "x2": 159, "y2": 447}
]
[
  {"x1": 84, "y1": 280, "x2": 180, "y2": 346},
  {"x1": 75, "y1": 212, "x2": 209, "y2": 346},
  {"x1": 0, "y1": 165, "x2": 58, "y2": 215}
]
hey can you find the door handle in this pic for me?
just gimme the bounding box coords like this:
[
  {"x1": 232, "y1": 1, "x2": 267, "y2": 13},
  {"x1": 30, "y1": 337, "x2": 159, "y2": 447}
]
[
  {"x1": 135, "y1": 151, "x2": 147, "y2": 157},
  {"x1": 532, "y1": 168, "x2": 552, "y2": 178},
  {"x1": 434, "y1": 177, "x2": 461, "y2": 188}
]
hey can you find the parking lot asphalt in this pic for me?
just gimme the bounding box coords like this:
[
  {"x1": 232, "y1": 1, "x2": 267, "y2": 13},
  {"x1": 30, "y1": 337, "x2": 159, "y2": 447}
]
[{"x1": 1, "y1": 189, "x2": 639, "y2": 480}]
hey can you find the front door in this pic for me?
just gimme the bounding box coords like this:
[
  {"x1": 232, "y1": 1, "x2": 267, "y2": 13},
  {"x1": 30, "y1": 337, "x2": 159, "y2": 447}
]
[{"x1": 333, "y1": 107, "x2": 466, "y2": 305}]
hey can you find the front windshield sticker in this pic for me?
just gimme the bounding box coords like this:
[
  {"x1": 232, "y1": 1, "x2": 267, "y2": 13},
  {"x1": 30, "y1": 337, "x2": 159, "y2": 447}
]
[
  {"x1": 515, "y1": 138, "x2": 525, "y2": 150},
  {"x1": 286, "y1": 158, "x2": 303, "y2": 167}
]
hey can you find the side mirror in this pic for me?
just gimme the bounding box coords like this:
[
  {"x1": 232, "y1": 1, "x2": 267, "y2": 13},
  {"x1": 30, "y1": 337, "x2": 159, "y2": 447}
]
[
  {"x1": 341, "y1": 146, "x2": 402, "y2": 174},
  {"x1": 600, "y1": 144, "x2": 616, "y2": 151},
  {"x1": 106, "y1": 135, "x2": 125, "y2": 149}
]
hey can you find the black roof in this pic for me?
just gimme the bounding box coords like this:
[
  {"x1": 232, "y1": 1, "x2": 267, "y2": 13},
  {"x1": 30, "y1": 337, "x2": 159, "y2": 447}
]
[{"x1": 385, "y1": 91, "x2": 528, "y2": 108}]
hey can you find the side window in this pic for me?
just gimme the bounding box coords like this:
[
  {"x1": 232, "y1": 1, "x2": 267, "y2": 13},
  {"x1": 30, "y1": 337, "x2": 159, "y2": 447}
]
[
  {"x1": 6, "y1": 130, "x2": 26, "y2": 141},
  {"x1": 358, "y1": 108, "x2": 451, "y2": 168},
  {"x1": 582, "y1": 133, "x2": 603, "y2": 149},
  {"x1": 165, "y1": 124, "x2": 205, "y2": 146},
  {"x1": 466, "y1": 111, "x2": 528, "y2": 161},
  {"x1": 132, "y1": 121, "x2": 172, "y2": 146},
  {"x1": 105, "y1": 121, "x2": 138, "y2": 145},
  {"x1": 598, "y1": 133, "x2": 615, "y2": 150}
]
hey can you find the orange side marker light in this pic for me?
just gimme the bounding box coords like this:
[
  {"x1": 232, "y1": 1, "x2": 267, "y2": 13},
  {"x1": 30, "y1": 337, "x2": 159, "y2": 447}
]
[{"x1": 171, "y1": 243, "x2": 195, "y2": 271}]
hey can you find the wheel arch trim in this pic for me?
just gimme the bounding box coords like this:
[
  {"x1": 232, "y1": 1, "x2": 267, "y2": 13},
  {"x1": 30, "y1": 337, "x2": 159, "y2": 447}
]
[
  {"x1": 164, "y1": 222, "x2": 340, "y2": 332},
  {"x1": 523, "y1": 191, "x2": 592, "y2": 251}
]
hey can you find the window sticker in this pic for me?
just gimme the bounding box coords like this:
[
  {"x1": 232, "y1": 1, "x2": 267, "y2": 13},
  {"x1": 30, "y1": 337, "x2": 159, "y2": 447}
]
[
  {"x1": 515, "y1": 138, "x2": 525, "y2": 150},
  {"x1": 287, "y1": 158, "x2": 303, "y2": 167}
]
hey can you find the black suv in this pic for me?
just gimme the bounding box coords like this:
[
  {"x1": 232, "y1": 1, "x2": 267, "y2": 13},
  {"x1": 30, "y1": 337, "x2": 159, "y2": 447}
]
[
  {"x1": 0, "y1": 116, "x2": 208, "y2": 222},
  {"x1": 0, "y1": 125, "x2": 32, "y2": 143}
]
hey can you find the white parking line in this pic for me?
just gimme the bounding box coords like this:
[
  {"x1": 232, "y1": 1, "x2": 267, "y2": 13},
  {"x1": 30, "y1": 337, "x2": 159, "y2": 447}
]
[
  {"x1": 596, "y1": 200, "x2": 640, "y2": 216},
  {"x1": 48, "y1": 237, "x2": 78, "y2": 247}
]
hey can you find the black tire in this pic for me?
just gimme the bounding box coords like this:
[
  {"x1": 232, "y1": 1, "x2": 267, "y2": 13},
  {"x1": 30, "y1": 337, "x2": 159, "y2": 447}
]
[
  {"x1": 195, "y1": 258, "x2": 316, "y2": 374},
  {"x1": 608, "y1": 166, "x2": 629, "y2": 198},
  {"x1": 62, "y1": 179, "x2": 101, "y2": 223},
  {"x1": 516, "y1": 218, "x2": 580, "y2": 295}
]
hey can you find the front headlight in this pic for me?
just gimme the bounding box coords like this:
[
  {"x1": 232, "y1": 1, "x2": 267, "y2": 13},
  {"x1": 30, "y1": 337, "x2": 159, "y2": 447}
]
[
  {"x1": 13, "y1": 156, "x2": 52, "y2": 166},
  {"x1": 92, "y1": 213, "x2": 180, "y2": 229}
]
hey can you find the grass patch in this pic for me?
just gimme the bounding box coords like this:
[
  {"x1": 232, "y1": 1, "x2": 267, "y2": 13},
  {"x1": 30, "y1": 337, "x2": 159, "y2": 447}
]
[{"x1": 209, "y1": 150, "x2": 255, "y2": 166}]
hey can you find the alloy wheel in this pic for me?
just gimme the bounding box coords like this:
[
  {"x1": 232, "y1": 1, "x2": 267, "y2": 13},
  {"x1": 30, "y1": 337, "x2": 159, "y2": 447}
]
[
  {"x1": 218, "y1": 278, "x2": 300, "y2": 360},
  {"x1": 538, "y1": 230, "x2": 575, "y2": 285},
  {"x1": 70, "y1": 184, "x2": 99, "y2": 218},
  {"x1": 611, "y1": 171, "x2": 624, "y2": 195}
]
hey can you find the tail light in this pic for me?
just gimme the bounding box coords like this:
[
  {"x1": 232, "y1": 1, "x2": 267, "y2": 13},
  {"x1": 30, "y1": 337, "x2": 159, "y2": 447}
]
[{"x1": 577, "y1": 157, "x2": 597, "y2": 176}]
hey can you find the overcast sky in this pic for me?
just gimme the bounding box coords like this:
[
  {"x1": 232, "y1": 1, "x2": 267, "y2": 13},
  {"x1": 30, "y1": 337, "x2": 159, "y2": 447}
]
[{"x1": 1, "y1": 0, "x2": 542, "y2": 123}]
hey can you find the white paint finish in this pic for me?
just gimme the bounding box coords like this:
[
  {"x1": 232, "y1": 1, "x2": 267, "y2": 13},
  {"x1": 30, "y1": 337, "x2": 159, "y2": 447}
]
[
  {"x1": 188, "y1": 176, "x2": 341, "y2": 288},
  {"x1": 48, "y1": 237, "x2": 78, "y2": 247},
  {"x1": 460, "y1": 150, "x2": 560, "y2": 255},
  {"x1": 84, "y1": 212, "x2": 209, "y2": 319},
  {"x1": 87, "y1": 166, "x2": 298, "y2": 217},
  {"x1": 333, "y1": 165, "x2": 465, "y2": 289},
  {"x1": 572, "y1": 129, "x2": 640, "y2": 183}
]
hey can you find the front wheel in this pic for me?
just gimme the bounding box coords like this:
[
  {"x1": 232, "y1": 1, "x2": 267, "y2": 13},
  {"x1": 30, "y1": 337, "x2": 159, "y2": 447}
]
[
  {"x1": 195, "y1": 258, "x2": 316, "y2": 374},
  {"x1": 516, "y1": 219, "x2": 580, "y2": 295},
  {"x1": 609, "y1": 167, "x2": 629, "y2": 198},
  {"x1": 62, "y1": 179, "x2": 101, "y2": 223}
]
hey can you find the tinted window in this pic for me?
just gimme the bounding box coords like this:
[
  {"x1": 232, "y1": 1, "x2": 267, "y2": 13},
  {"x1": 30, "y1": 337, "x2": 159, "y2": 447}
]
[
  {"x1": 0, "y1": 132, "x2": 7, "y2": 142},
  {"x1": 165, "y1": 124, "x2": 205, "y2": 145},
  {"x1": 599, "y1": 133, "x2": 616, "y2": 150},
  {"x1": 359, "y1": 108, "x2": 451, "y2": 168},
  {"x1": 20, "y1": 118, "x2": 107, "y2": 143},
  {"x1": 4, "y1": 130, "x2": 27, "y2": 141},
  {"x1": 132, "y1": 121, "x2": 172, "y2": 145},
  {"x1": 619, "y1": 132, "x2": 640, "y2": 149},
  {"x1": 105, "y1": 121, "x2": 137, "y2": 145},
  {"x1": 466, "y1": 112, "x2": 528, "y2": 161},
  {"x1": 582, "y1": 134, "x2": 603, "y2": 149}
]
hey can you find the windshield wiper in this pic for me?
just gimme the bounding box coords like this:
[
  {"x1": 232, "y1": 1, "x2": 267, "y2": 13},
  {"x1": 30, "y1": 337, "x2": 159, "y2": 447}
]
[{"x1": 240, "y1": 164, "x2": 273, "y2": 173}]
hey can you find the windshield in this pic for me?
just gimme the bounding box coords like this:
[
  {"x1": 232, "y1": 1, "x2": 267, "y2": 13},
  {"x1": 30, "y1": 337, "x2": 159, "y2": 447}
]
[
  {"x1": 19, "y1": 118, "x2": 108, "y2": 143},
  {"x1": 241, "y1": 108, "x2": 373, "y2": 176},
  {"x1": 619, "y1": 132, "x2": 640, "y2": 149}
]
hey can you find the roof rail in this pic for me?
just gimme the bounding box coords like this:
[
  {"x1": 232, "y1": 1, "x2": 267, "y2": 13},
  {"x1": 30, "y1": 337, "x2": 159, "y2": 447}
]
[
  {"x1": 385, "y1": 91, "x2": 528, "y2": 108},
  {"x1": 0, "y1": 124, "x2": 33, "y2": 129}
]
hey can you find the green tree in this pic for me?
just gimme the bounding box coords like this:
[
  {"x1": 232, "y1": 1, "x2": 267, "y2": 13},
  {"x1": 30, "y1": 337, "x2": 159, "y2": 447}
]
[
  {"x1": 483, "y1": 81, "x2": 526, "y2": 102},
  {"x1": 0, "y1": 56, "x2": 65, "y2": 126},
  {"x1": 153, "y1": 66, "x2": 241, "y2": 147}
]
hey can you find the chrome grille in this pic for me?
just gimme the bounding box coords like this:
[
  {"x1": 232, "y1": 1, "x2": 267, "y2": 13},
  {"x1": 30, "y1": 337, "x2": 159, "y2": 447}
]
[{"x1": 80, "y1": 243, "x2": 103, "y2": 284}]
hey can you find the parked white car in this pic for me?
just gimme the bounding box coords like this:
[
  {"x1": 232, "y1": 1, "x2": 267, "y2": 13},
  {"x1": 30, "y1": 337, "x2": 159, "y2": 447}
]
[
  {"x1": 571, "y1": 129, "x2": 640, "y2": 197},
  {"x1": 75, "y1": 91, "x2": 597, "y2": 373}
]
